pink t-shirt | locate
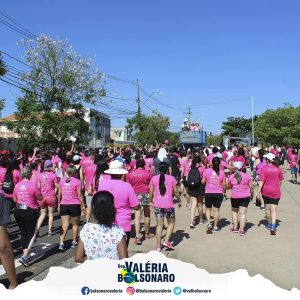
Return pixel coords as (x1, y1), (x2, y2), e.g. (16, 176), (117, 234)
(183, 159), (192, 177)
(203, 168), (225, 194)
(127, 169), (152, 194)
(289, 154), (298, 167)
(3, 169), (21, 197)
(233, 156), (247, 170)
(59, 177), (82, 205)
(13, 180), (41, 209)
(270, 148), (280, 157)
(129, 160), (137, 171)
(229, 173), (252, 198)
(52, 155), (62, 167)
(91, 174), (111, 194)
(144, 158), (153, 172)
(206, 153), (216, 167)
(0, 166), (7, 185)
(98, 179), (139, 232)
(150, 174), (177, 209)
(260, 164), (284, 199)
(30, 170), (39, 184)
(83, 161), (96, 191)
(38, 171), (58, 197)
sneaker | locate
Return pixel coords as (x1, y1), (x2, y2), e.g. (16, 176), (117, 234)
(58, 243), (65, 252)
(270, 224), (276, 235)
(163, 240), (174, 250)
(265, 224), (272, 230)
(47, 232), (55, 236)
(18, 256), (30, 267)
(190, 223), (195, 229)
(238, 229), (246, 236)
(199, 219), (206, 225)
(71, 241), (78, 249)
(206, 224), (213, 234)
(260, 206), (265, 210)
(230, 226), (239, 233)
(212, 226), (220, 233)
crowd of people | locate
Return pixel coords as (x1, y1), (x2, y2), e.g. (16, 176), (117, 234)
(0, 141), (299, 289)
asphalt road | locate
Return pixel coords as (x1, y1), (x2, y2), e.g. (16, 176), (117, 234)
(1, 168), (299, 290)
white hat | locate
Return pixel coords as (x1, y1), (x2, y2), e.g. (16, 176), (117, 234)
(73, 155), (82, 161)
(69, 136), (77, 142)
(234, 162), (243, 170)
(216, 152), (223, 159)
(210, 145), (214, 148)
(104, 160), (128, 175)
(264, 153), (275, 162)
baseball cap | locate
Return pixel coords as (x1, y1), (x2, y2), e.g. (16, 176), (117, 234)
(44, 160), (53, 168)
(233, 162), (243, 170)
(73, 155), (82, 161)
(264, 153), (275, 162)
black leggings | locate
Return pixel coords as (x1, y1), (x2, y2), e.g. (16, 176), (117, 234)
(125, 231), (131, 247)
(14, 208), (38, 249)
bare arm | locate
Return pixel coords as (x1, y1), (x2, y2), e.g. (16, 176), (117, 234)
(75, 239), (86, 263)
(117, 236), (128, 259)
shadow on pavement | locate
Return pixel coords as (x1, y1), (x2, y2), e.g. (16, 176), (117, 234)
(219, 218), (231, 229)
(257, 218), (282, 228)
(172, 230), (190, 247)
(0, 271), (34, 288)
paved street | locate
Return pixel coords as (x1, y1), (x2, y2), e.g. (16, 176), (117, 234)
(1, 170), (299, 290)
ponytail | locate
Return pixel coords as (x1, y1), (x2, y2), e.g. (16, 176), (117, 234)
(159, 173), (166, 195)
(234, 169), (242, 184)
(65, 165), (76, 183)
(212, 157), (220, 176)
(158, 162), (168, 196)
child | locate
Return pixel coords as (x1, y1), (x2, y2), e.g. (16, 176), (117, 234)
(75, 191), (128, 262)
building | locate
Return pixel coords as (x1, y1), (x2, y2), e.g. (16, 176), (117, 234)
(110, 127), (134, 145)
(84, 108), (111, 147)
(0, 108), (111, 149)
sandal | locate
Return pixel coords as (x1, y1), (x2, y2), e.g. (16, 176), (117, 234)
(145, 232), (155, 239)
(134, 237), (142, 245)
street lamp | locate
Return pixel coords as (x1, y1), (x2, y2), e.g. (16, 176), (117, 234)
(144, 90), (164, 104)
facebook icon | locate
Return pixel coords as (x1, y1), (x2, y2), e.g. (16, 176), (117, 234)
(81, 287), (90, 295)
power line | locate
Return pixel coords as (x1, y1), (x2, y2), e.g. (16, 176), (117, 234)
(0, 9), (37, 38)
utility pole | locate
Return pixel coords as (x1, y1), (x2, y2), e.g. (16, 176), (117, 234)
(136, 79), (141, 117)
(251, 96), (254, 144)
(187, 106), (191, 123)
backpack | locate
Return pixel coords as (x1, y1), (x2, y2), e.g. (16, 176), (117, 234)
(187, 167), (200, 187)
(2, 176), (15, 194)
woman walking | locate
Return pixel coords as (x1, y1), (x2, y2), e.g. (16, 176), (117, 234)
(127, 158), (154, 244)
(257, 153), (284, 235)
(149, 162), (181, 251)
(187, 156), (205, 228)
(228, 162), (254, 236)
(202, 157), (226, 234)
(13, 166), (43, 266)
(36, 160), (59, 236)
(58, 166), (85, 251)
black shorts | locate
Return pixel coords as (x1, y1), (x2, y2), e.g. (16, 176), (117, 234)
(231, 197), (250, 209)
(60, 204), (81, 217)
(205, 193), (223, 208)
(262, 196), (280, 206)
(188, 184), (205, 197)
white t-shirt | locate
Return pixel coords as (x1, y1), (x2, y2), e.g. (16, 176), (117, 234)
(80, 223), (125, 260)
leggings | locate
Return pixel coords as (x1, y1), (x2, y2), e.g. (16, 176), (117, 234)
(14, 208), (39, 249)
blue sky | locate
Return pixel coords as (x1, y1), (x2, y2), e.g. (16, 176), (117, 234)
(1, 0), (299, 134)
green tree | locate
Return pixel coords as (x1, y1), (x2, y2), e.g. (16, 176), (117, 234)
(207, 134), (222, 146)
(5, 35), (104, 149)
(166, 131), (180, 146)
(222, 116), (258, 136)
(126, 110), (170, 146)
(0, 53), (6, 76)
(255, 104), (300, 145)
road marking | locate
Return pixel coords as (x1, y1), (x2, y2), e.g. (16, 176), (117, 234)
(0, 243), (57, 277)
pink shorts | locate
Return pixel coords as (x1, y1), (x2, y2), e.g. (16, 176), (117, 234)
(39, 196), (57, 209)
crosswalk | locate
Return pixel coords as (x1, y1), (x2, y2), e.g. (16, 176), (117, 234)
(0, 243), (56, 276)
